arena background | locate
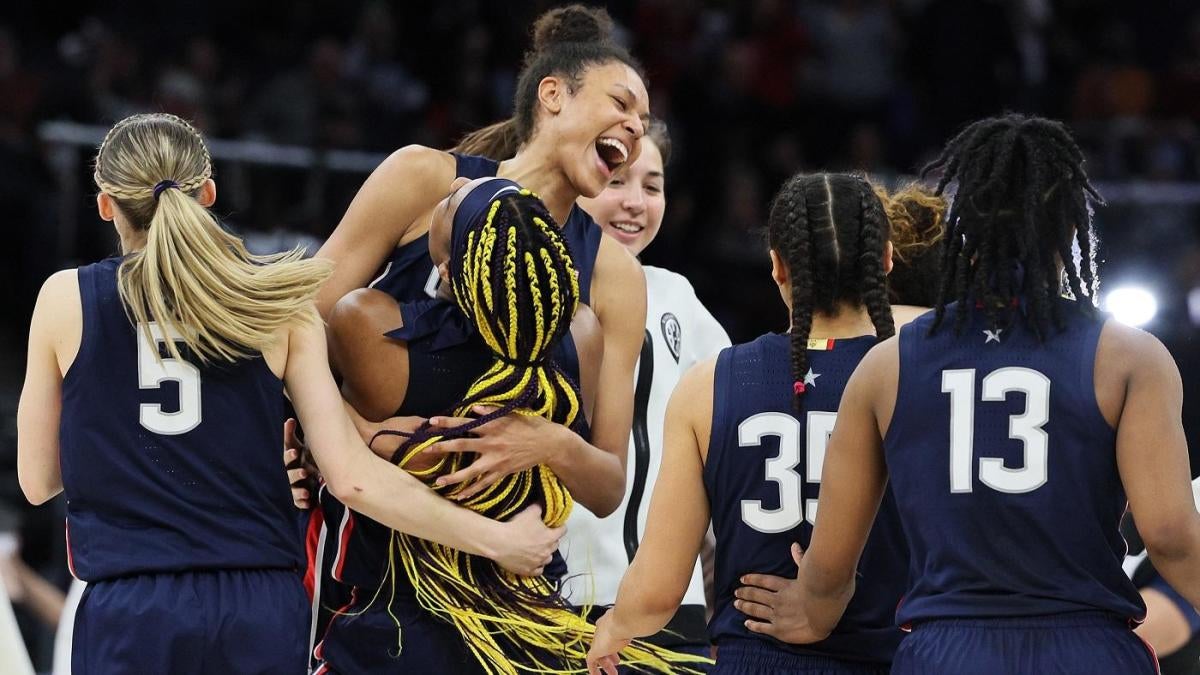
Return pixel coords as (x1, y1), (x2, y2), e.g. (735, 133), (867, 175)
(1, 0), (1198, 668)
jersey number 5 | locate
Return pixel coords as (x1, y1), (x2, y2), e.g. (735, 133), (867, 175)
(942, 367), (1050, 494)
(738, 411), (836, 533)
(138, 322), (203, 435)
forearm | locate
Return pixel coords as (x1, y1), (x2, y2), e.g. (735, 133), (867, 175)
(797, 557), (857, 639)
(333, 450), (505, 558)
(1146, 516), (1200, 611)
(13, 562), (65, 627)
(545, 425), (625, 517)
(607, 561), (682, 640)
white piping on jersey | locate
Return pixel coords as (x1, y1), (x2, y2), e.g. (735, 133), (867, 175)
(367, 262), (393, 289)
(331, 502), (352, 582)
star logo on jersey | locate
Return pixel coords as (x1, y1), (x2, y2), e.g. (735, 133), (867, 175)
(804, 369), (821, 388)
(660, 313), (681, 363)
(983, 329), (1003, 344)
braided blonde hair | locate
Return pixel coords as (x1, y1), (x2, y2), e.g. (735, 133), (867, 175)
(94, 113), (331, 364)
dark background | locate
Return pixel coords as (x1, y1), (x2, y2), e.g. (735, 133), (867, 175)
(1, 0), (1199, 667)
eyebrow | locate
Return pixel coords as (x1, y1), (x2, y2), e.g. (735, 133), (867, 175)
(646, 171), (664, 179)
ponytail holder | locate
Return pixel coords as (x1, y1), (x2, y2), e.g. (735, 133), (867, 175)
(152, 180), (180, 201)
(793, 381), (806, 395)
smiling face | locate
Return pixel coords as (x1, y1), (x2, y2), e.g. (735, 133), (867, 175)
(578, 137), (665, 256)
(542, 61), (649, 199)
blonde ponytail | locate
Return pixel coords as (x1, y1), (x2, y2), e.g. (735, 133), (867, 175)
(94, 113), (331, 364)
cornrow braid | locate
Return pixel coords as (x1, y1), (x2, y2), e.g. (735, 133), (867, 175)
(921, 113), (1102, 339)
(767, 173), (894, 414)
(375, 189), (705, 674)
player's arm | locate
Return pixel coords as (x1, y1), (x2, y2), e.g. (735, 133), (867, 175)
(283, 309), (562, 577)
(313, 145), (454, 317)
(16, 270), (79, 505)
(552, 237), (645, 513)
(1113, 328), (1200, 610)
(424, 239), (643, 517)
(588, 359), (714, 671)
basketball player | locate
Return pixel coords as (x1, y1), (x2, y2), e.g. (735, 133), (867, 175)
(737, 114), (1200, 674)
(16, 113), (561, 674)
(312, 177), (704, 674)
(588, 173), (907, 674)
(564, 120), (729, 657)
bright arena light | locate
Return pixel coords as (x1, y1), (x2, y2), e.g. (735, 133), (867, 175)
(1102, 286), (1158, 327)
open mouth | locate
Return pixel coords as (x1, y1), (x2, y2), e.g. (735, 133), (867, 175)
(595, 137), (630, 173)
(609, 221), (644, 235)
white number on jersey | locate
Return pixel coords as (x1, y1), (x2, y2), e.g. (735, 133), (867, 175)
(942, 367), (1050, 494)
(738, 411), (834, 533)
(137, 322), (202, 435)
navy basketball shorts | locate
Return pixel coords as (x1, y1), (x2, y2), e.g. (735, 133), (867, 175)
(892, 612), (1159, 675)
(315, 592), (485, 674)
(72, 568), (309, 675)
(713, 638), (890, 675)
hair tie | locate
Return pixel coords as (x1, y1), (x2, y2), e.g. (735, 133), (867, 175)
(152, 180), (179, 201)
(793, 381), (806, 395)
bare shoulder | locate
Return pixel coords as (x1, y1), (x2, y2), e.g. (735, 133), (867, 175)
(1099, 314), (1180, 393)
(853, 335), (900, 432)
(591, 234), (646, 318)
(891, 304), (930, 328)
(32, 269), (82, 363)
(674, 356), (718, 457)
(37, 268), (80, 303)
(329, 288), (403, 340)
(376, 145), (456, 187)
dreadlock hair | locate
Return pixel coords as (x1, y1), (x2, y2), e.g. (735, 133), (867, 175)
(454, 5), (644, 160)
(374, 187), (707, 674)
(921, 113), (1102, 340)
(767, 173), (895, 411)
(874, 182), (947, 307)
(93, 113), (330, 364)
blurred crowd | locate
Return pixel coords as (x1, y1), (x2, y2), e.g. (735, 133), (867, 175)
(2, 1), (1200, 666)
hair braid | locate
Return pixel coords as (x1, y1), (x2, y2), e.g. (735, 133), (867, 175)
(921, 113), (1101, 340)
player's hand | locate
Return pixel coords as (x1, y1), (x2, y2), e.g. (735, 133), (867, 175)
(491, 504), (564, 577)
(735, 542), (826, 644)
(586, 610), (631, 675)
(284, 418), (320, 509)
(424, 406), (562, 500)
(357, 415), (426, 462)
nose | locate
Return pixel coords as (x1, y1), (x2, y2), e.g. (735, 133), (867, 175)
(622, 189), (645, 215)
(624, 115), (645, 139)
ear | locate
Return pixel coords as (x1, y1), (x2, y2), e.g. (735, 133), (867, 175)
(882, 240), (894, 276)
(537, 75), (566, 116)
(96, 192), (116, 222)
(769, 249), (789, 287)
(196, 178), (217, 207)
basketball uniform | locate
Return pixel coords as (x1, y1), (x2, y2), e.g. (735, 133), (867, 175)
(885, 300), (1156, 674)
(306, 152), (604, 667)
(62, 257), (308, 674)
(705, 333), (907, 674)
(565, 265), (729, 652)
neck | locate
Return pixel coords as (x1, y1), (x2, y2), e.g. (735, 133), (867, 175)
(120, 231), (148, 255)
(791, 302), (879, 339)
(497, 140), (578, 226)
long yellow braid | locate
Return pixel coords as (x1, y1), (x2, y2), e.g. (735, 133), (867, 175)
(378, 189), (709, 673)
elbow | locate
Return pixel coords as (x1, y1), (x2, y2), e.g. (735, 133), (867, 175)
(1142, 513), (1200, 564)
(585, 481), (625, 518)
(19, 476), (59, 506)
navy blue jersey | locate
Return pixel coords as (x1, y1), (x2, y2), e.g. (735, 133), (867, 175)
(705, 333), (907, 664)
(886, 300), (1144, 624)
(369, 153), (603, 306)
(59, 258), (300, 581)
(324, 298), (582, 590)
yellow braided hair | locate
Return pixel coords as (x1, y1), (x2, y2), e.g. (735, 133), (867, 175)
(375, 187), (708, 673)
